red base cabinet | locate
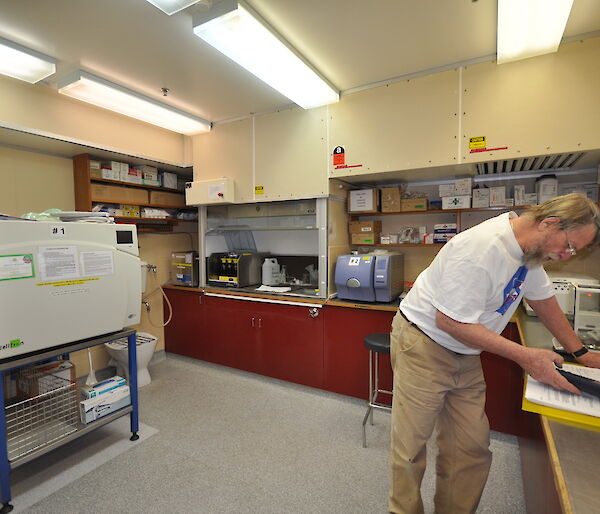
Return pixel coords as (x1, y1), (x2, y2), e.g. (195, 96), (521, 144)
(163, 288), (203, 359)
(322, 306), (395, 399)
(199, 294), (325, 389)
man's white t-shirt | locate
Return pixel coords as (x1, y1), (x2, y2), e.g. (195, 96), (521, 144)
(400, 212), (554, 354)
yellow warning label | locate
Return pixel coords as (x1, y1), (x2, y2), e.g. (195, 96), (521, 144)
(469, 136), (486, 149)
(36, 278), (100, 287)
(255, 186), (264, 195)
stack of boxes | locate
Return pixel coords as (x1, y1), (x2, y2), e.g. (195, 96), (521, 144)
(433, 223), (457, 244)
(133, 165), (160, 187)
(349, 220), (382, 245)
(440, 178), (472, 209)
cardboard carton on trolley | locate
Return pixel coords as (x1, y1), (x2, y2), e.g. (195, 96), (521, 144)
(16, 361), (76, 398)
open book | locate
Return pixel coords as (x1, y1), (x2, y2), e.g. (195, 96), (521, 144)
(525, 364), (600, 418)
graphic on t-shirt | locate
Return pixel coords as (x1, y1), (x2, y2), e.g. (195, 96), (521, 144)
(496, 265), (528, 315)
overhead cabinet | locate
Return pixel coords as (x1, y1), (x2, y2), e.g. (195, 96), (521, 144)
(329, 70), (459, 179)
(461, 38), (600, 164)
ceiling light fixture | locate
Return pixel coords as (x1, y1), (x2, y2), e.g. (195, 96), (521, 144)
(193, 0), (339, 109)
(144, 0), (202, 16)
(497, 0), (574, 64)
(58, 71), (211, 135)
(0, 36), (56, 84)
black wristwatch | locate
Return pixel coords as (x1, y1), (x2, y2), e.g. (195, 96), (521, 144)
(571, 347), (589, 359)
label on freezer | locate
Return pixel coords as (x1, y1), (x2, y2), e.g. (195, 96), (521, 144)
(0, 254), (34, 281)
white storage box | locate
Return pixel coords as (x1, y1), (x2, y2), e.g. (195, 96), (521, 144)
(81, 376), (127, 399)
(489, 187), (506, 207)
(442, 196), (471, 209)
(439, 184), (456, 197)
(514, 185), (526, 206)
(80, 385), (130, 424)
(472, 189), (490, 208)
(454, 178), (473, 196)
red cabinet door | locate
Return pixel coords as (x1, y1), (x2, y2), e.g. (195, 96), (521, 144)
(323, 306), (395, 399)
(163, 289), (203, 359)
(253, 302), (324, 388)
(481, 323), (525, 436)
(201, 295), (260, 373)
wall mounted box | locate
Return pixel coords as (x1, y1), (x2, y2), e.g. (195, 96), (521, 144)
(185, 178), (236, 205)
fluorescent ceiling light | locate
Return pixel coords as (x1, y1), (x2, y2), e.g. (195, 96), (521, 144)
(497, 0), (574, 64)
(58, 71), (211, 135)
(0, 37), (56, 83)
(144, 0), (201, 16)
(193, 0), (339, 109)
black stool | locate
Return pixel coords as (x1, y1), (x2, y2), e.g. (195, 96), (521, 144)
(362, 333), (392, 447)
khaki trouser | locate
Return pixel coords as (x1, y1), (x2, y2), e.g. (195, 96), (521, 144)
(388, 312), (492, 514)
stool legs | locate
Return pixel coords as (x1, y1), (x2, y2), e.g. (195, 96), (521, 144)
(362, 349), (392, 448)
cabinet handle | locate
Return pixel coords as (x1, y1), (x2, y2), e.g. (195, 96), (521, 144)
(251, 317), (255, 328)
(258, 318), (262, 328)
(308, 308), (320, 318)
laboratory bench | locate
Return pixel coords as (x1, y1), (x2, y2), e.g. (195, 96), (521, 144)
(516, 309), (600, 513)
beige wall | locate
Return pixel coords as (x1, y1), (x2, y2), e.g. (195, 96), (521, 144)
(0, 75), (188, 166)
(0, 146), (197, 378)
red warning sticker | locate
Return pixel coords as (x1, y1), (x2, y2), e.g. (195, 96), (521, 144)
(332, 146), (345, 166)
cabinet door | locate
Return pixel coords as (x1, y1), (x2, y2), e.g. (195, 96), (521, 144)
(480, 323), (525, 436)
(163, 289), (203, 359)
(253, 302), (324, 388)
(202, 295), (260, 373)
(323, 306), (395, 399)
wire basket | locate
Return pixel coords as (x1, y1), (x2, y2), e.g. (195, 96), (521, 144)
(5, 367), (79, 462)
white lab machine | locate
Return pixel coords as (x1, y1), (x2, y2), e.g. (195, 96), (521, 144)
(0, 220), (142, 359)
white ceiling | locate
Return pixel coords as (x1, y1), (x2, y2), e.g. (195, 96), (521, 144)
(1, 0), (600, 125)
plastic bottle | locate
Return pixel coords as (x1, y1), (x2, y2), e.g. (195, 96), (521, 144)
(262, 258), (280, 285)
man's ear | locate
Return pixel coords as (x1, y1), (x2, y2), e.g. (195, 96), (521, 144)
(539, 216), (561, 232)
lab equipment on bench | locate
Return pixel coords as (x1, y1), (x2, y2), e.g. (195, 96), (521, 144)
(170, 250), (198, 287)
(335, 253), (404, 302)
(207, 251), (264, 288)
(0, 220), (142, 359)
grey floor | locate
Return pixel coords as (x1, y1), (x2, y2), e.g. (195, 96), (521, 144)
(14, 355), (526, 513)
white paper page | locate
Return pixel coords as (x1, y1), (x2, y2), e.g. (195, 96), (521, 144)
(255, 285), (292, 293)
(525, 364), (600, 418)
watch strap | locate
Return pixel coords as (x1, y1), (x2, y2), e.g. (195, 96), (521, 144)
(572, 347), (589, 358)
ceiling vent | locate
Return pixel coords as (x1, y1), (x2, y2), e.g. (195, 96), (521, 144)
(476, 152), (585, 175)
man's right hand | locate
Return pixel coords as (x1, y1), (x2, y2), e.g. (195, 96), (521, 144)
(519, 347), (581, 394)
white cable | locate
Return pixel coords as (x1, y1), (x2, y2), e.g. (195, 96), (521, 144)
(142, 285), (173, 328)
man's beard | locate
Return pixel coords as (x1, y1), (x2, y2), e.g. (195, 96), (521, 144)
(523, 246), (560, 268)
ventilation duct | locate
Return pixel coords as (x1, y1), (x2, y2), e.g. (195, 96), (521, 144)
(476, 152), (585, 175)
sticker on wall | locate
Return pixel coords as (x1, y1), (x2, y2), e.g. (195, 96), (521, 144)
(255, 186), (264, 195)
(332, 145), (363, 171)
(468, 135), (508, 154)
(333, 146), (345, 166)
(469, 136), (486, 150)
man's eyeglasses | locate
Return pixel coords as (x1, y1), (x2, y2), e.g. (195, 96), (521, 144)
(564, 231), (577, 256)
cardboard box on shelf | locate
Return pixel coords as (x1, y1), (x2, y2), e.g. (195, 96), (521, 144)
(348, 189), (379, 213)
(472, 189), (490, 208)
(349, 220), (382, 233)
(434, 223), (457, 233)
(351, 233), (377, 245)
(80, 385), (130, 424)
(514, 185), (526, 206)
(89, 160), (102, 179)
(149, 190), (186, 207)
(524, 193), (538, 205)
(117, 205), (141, 217)
(439, 184), (456, 197)
(91, 184), (149, 204)
(122, 168), (143, 184)
(454, 178), (473, 196)
(381, 187), (401, 212)
(380, 234), (399, 244)
(400, 198), (428, 211)
(160, 171), (178, 189)
(489, 187), (506, 207)
(442, 196), (471, 209)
